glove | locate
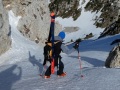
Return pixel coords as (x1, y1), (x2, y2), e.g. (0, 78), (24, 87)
(73, 42), (79, 49)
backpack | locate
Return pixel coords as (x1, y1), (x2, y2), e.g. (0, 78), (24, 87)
(44, 42), (52, 60)
(43, 41), (62, 60)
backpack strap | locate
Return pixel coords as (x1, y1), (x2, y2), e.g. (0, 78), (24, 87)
(47, 42), (52, 47)
(54, 41), (62, 56)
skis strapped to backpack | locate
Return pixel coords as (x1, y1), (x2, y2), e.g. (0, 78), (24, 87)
(48, 12), (55, 74)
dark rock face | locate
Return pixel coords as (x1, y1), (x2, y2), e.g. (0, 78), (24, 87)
(49, 0), (81, 21)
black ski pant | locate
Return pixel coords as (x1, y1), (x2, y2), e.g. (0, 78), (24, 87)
(45, 57), (64, 76)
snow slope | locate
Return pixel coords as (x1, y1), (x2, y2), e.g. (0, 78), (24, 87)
(56, 0), (104, 42)
(0, 10), (120, 90)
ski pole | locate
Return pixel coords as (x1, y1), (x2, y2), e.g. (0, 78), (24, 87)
(78, 53), (84, 78)
(40, 65), (45, 76)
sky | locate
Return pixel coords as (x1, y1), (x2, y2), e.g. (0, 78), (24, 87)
(0, 9), (120, 90)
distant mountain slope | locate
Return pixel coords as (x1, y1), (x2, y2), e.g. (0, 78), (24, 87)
(98, 19), (120, 39)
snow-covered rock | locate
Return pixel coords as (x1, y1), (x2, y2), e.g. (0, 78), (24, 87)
(105, 43), (120, 68)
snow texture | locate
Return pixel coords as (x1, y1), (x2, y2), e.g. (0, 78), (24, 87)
(0, 8), (120, 90)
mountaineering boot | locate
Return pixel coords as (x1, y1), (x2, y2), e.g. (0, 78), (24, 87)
(58, 72), (66, 77)
(44, 75), (50, 79)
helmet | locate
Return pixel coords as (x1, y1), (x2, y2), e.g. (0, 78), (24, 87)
(58, 31), (65, 39)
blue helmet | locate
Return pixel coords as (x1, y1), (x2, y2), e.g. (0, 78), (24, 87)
(58, 31), (66, 39)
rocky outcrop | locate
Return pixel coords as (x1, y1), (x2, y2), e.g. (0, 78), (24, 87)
(105, 43), (120, 68)
(84, 0), (120, 38)
(3, 0), (62, 44)
(63, 27), (79, 33)
(98, 19), (120, 38)
(0, 0), (11, 55)
(85, 0), (120, 28)
(49, 0), (81, 21)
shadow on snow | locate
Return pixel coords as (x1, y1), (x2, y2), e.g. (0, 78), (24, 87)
(0, 65), (22, 90)
(69, 55), (104, 67)
(28, 51), (44, 74)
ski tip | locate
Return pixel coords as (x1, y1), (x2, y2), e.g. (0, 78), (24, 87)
(50, 12), (55, 16)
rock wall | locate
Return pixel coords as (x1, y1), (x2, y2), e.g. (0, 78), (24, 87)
(85, 0), (120, 28)
(3, 0), (62, 45)
(0, 0), (11, 55)
(84, 0), (120, 38)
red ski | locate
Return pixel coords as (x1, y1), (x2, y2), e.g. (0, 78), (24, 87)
(51, 58), (55, 74)
(49, 12), (55, 74)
